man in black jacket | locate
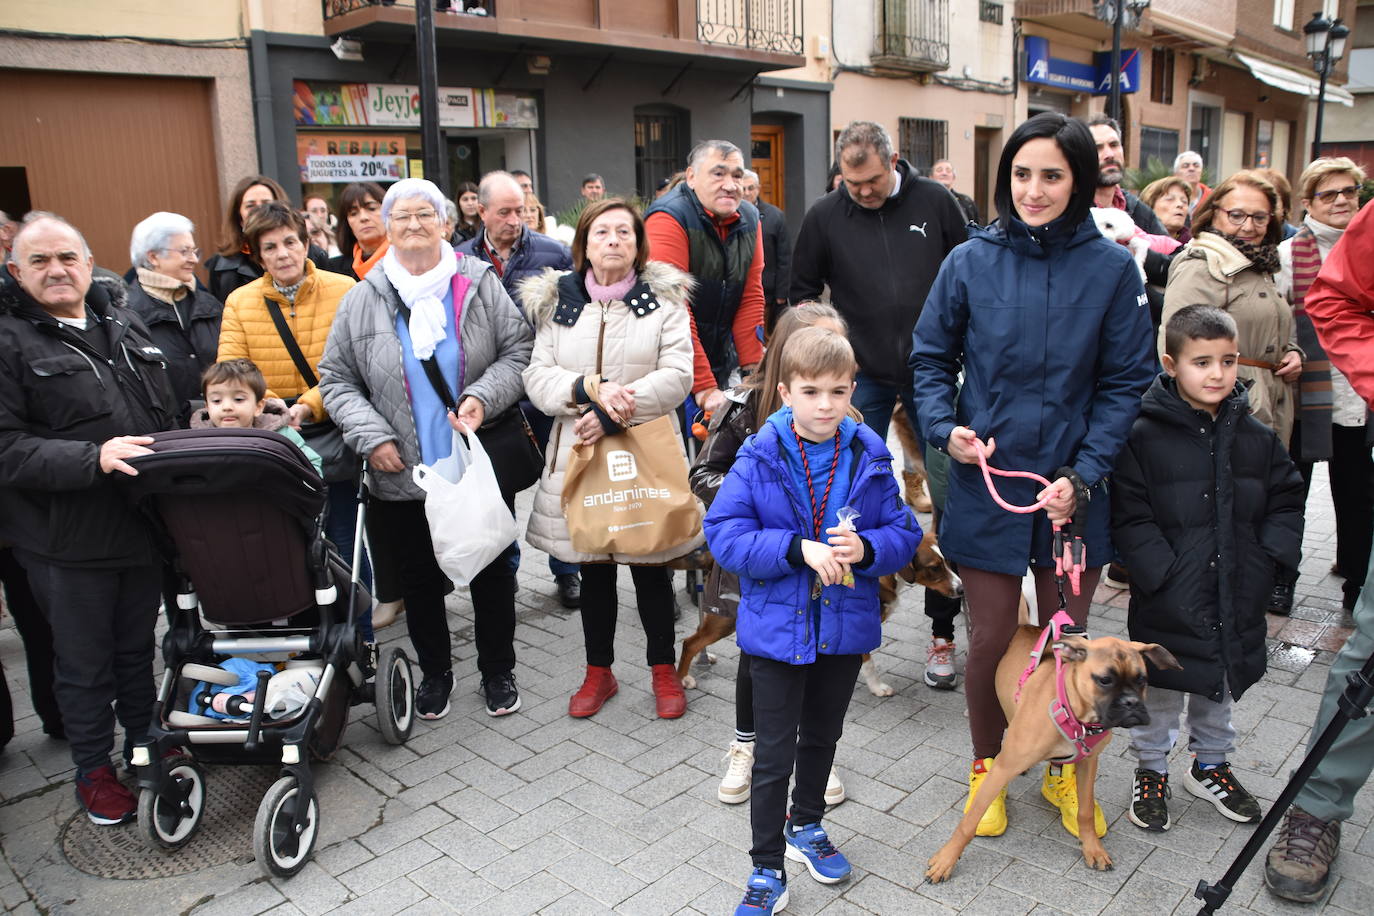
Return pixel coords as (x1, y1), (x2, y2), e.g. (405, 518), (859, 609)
(790, 121), (966, 443)
(741, 169), (791, 332)
(0, 213), (178, 826)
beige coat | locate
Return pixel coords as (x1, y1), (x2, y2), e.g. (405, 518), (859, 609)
(1161, 232), (1299, 443)
(519, 261), (699, 564)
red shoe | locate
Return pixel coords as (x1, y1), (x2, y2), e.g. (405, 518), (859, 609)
(651, 664), (686, 719)
(75, 764), (137, 825)
(569, 665), (618, 718)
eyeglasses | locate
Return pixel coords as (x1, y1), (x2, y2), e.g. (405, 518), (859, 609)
(160, 246), (201, 260)
(1219, 209), (1271, 228)
(1312, 185), (1359, 203)
(390, 209), (439, 226)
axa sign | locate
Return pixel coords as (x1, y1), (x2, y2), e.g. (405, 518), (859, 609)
(1023, 36), (1140, 96)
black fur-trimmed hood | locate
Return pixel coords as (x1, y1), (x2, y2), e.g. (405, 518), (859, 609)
(517, 260), (694, 328)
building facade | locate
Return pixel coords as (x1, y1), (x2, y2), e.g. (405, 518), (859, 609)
(1014, 0), (1357, 191)
(294, 1), (827, 234)
(0, 0), (253, 273)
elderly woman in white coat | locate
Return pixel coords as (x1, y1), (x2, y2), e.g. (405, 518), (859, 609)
(519, 198), (696, 721)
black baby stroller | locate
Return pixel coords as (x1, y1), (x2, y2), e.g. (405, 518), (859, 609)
(119, 427), (416, 877)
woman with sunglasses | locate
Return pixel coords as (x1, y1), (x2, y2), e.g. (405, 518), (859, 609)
(1277, 157), (1370, 614)
(1163, 170), (1304, 613)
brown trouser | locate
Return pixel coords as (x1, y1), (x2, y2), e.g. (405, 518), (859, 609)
(960, 564), (1102, 760)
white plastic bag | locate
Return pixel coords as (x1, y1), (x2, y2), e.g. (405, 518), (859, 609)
(412, 426), (517, 586)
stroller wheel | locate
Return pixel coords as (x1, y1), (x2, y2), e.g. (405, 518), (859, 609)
(376, 645), (416, 745)
(254, 776), (319, 878)
(137, 757), (206, 849)
(181, 663), (240, 687)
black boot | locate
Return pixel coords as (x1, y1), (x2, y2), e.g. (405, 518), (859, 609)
(1268, 571), (1296, 616)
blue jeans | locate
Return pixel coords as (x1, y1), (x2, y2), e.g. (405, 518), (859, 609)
(851, 372), (921, 450)
(326, 480), (374, 642)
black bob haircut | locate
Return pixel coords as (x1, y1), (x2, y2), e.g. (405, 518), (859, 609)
(993, 112), (1098, 231)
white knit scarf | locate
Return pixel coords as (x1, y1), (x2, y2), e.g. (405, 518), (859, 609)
(382, 241), (458, 359)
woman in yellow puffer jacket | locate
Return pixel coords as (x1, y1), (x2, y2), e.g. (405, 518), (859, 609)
(219, 203), (355, 424)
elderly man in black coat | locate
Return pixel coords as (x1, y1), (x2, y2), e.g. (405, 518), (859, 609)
(0, 213), (178, 827)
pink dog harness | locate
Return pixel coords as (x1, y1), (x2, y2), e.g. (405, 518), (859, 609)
(1015, 609), (1109, 765)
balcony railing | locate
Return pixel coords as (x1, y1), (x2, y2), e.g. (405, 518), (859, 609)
(873, 0), (949, 72)
(697, 0), (804, 56)
(323, 1), (492, 21)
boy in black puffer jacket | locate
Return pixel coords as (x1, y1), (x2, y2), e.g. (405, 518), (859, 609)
(1112, 305), (1305, 833)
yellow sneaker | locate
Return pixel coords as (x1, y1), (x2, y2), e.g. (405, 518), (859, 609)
(1042, 763), (1107, 838)
(965, 757), (1007, 837)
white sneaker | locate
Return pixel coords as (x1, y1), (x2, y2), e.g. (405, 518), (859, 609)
(924, 637), (958, 689)
(718, 741), (754, 804)
(825, 767), (846, 806)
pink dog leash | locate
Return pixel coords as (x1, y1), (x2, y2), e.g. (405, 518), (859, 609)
(972, 440), (1085, 596)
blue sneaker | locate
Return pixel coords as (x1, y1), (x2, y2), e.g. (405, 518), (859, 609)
(735, 867), (789, 914)
(783, 820), (851, 884)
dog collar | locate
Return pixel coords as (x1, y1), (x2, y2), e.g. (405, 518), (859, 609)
(1015, 610), (1108, 765)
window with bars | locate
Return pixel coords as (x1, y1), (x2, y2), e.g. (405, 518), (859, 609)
(1150, 48), (1175, 105)
(634, 107), (687, 200)
(899, 117), (947, 174)
(1140, 126), (1180, 170)
(979, 1), (1003, 24)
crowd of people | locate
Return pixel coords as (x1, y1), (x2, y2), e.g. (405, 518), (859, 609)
(0, 112), (1371, 912)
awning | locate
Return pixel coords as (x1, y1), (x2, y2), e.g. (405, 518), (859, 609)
(1236, 52), (1355, 107)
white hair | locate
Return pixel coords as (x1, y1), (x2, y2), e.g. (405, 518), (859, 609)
(380, 178), (449, 228)
(1174, 151), (1203, 170)
(129, 211), (195, 269)
(742, 169), (760, 183)
(15, 211), (92, 258)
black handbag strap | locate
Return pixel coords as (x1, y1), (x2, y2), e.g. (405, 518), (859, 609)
(263, 296), (319, 389)
(394, 300), (458, 410)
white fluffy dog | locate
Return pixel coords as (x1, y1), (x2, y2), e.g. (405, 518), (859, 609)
(1090, 206), (1150, 283)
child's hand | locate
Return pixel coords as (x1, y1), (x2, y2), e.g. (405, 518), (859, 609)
(825, 525), (866, 566)
(801, 539), (850, 587)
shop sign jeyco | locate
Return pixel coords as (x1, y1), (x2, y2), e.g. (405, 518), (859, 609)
(293, 80), (538, 129)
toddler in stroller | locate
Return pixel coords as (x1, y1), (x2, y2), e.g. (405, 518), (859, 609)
(120, 426), (415, 877)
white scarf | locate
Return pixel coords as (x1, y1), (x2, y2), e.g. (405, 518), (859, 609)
(382, 241), (458, 360)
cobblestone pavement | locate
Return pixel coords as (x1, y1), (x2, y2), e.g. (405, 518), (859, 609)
(1, 463), (1371, 915)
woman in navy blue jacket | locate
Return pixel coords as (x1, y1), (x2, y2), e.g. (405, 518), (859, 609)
(911, 113), (1155, 841)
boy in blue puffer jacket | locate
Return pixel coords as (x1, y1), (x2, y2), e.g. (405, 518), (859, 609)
(705, 327), (920, 915)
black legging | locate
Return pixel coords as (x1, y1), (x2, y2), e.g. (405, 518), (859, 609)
(579, 564), (676, 667)
(365, 497), (517, 679)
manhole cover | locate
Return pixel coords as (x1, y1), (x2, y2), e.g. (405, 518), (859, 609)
(62, 764), (279, 879)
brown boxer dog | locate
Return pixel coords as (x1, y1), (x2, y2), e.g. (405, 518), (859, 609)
(924, 626), (1181, 883)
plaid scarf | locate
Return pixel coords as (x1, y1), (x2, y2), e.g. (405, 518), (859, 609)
(1201, 227), (1280, 274)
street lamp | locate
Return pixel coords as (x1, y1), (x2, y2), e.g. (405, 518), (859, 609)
(1304, 11), (1350, 161)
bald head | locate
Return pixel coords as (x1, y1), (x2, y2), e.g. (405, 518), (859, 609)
(478, 171), (527, 250)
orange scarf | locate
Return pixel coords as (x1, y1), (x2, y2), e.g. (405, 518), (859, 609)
(353, 240), (388, 279)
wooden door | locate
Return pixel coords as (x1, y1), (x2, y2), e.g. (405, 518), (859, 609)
(750, 124), (785, 210)
(1, 70), (220, 275)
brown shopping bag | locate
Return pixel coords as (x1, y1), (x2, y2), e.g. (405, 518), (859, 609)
(561, 414), (702, 556)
